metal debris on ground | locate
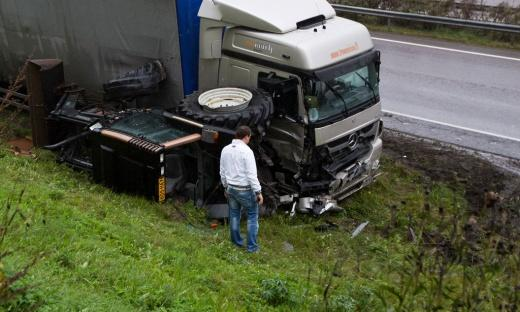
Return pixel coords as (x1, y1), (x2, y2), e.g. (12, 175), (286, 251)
(351, 221), (369, 238)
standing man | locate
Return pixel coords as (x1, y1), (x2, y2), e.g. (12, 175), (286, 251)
(220, 125), (263, 253)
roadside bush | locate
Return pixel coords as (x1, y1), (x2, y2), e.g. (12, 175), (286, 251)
(490, 2), (520, 24)
(260, 278), (290, 306)
(334, 0), (520, 48)
(313, 282), (381, 311)
(327, 295), (356, 312)
(0, 61), (29, 139)
(335, 0), (520, 25)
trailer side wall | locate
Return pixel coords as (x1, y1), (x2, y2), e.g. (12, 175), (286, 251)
(0, 0), (185, 106)
(175, 0), (202, 97)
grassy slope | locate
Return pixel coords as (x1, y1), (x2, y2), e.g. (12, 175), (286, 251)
(0, 143), (515, 311)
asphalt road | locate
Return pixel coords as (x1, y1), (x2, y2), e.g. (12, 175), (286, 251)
(373, 32), (520, 159)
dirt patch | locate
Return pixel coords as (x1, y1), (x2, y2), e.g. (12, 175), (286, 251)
(383, 130), (520, 242)
(383, 131), (519, 210)
(7, 137), (33, 156)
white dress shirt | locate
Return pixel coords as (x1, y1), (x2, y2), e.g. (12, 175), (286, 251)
(220, 139), (261, 193)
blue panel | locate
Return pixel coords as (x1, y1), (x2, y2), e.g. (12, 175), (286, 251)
(176, 0), (203, 97)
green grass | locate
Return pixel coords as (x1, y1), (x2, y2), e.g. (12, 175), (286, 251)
(0, 143), (518, 311)
(368, 23), (520, 50)
(338, 14), (520, 51)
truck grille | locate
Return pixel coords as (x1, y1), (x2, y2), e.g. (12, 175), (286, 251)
(324, 121), (377, 175)
(327, 121), (376, 151)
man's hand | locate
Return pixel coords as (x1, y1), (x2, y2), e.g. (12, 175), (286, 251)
(256, 193), (264, 205)
(224, 191), (228, 199)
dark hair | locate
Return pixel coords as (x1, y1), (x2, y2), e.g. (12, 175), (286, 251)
(235, 125), (252, 139)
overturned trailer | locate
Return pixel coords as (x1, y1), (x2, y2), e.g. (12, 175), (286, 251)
(0, 0), (198, 104)
(5, 0), (384, 217)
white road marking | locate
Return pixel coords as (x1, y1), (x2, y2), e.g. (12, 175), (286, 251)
(372, 37), (520, 62)
(383, 109), (520, 143)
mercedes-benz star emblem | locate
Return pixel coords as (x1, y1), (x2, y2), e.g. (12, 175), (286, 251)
(347, 133), (359, 149)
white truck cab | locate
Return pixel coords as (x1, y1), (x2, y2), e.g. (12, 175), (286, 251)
(196, 0), (383, 213)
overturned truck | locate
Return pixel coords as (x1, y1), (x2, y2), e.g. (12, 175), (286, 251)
(5, 0), (383, 217)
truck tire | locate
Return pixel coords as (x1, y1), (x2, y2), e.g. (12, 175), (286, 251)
(176, 89), (273, 135)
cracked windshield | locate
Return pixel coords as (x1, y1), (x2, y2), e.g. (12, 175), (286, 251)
(305, 63), (379, 123)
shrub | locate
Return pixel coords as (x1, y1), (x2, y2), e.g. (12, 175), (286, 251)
(260, 278), (290, 306)
(328, 295), (357, 312)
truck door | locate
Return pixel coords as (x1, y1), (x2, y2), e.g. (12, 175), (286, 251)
(258, 72), (305, 173)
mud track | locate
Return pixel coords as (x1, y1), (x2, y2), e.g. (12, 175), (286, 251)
(383, 130), (520, 242)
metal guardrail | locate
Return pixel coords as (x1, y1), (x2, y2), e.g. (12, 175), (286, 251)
(332, 4), (520, 33)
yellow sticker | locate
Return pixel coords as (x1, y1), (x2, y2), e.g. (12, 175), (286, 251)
(158, 176), (166, 203)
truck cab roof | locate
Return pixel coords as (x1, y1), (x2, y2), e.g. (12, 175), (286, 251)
(198, 0), (335, 33)
(222, 17), (374, 71)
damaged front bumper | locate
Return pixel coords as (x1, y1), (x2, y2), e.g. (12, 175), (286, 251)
(287, 138), (382, 216)
(330, 137), (382, 200)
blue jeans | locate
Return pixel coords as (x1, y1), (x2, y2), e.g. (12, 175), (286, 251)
(226, 187), (259, 252)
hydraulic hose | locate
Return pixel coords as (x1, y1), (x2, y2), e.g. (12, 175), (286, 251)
(43, 130), (91, 150)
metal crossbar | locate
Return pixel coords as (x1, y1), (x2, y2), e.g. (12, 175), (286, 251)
(332, 4), (520, 33)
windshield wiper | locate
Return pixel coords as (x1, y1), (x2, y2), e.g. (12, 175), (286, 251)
(355, 72), (378, 105)
(323, 80), (349, 116)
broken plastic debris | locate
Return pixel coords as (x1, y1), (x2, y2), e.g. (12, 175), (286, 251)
(289, 202), (297, 217)
(351, 221), (369, 238)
